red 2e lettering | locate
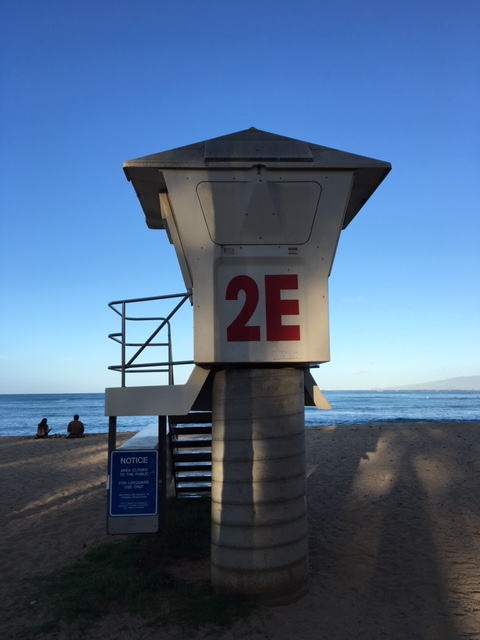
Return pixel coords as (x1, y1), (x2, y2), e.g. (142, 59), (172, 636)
(226, 274), (300, 342)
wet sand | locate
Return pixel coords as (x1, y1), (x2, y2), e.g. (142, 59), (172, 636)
(1, 423), (479, 639)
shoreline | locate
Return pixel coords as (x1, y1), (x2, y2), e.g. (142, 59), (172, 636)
(1, 422), (479, 639)
(1, 418), (479, 440)
(0, 430), (141, 439)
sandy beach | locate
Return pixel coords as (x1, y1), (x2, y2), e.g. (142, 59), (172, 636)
(1, 423), (479, 639)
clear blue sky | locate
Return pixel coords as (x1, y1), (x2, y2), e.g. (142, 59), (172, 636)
(1, 0), (479, 393)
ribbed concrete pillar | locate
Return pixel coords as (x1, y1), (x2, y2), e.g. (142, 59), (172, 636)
(211, 367), (308, 604)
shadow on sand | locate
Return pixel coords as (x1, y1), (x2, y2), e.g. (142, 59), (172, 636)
(304, 422), (479, 640)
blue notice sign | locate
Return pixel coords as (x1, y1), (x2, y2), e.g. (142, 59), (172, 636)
(110, 450), (158, 517)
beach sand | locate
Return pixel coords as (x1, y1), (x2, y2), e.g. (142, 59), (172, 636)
(1, 423), (479, 639)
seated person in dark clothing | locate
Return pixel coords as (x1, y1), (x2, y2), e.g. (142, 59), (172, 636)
(36, 418), (51, 439)
(67, 414), (85, 438)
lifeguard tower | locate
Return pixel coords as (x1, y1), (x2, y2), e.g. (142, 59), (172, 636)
(105, 128), (390, 602)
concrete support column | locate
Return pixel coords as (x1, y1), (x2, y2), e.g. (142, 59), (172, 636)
(211, 367), (308, 604)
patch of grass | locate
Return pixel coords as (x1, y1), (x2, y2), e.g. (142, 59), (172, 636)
(27, 498), (257, 636)
(171, 585), (257, 629)
(163, 496), (212, 559)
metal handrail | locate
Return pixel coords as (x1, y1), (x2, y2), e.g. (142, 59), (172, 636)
(108, 292), (193, 387)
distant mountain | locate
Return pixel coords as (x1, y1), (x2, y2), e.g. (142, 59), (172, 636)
(385, 376), (480, 391)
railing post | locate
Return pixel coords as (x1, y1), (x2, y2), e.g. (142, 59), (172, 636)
(107, 416), (117, 471)
(167, 321), (173, 385)
(158, 415), (167, 530)
(121, 301), (126, 387)
(106, 415), (117, 534)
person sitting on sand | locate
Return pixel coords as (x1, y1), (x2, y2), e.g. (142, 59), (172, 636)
(67, 414), (85, 438)
(36, 418), (51, 439)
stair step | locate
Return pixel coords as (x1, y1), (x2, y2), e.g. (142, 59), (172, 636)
(175, 461), (211, 470)
(176, 474), (212, 482)
(176, 485), (211, 494)
(169, 413), (212, 424)
(177, 492), (211, 498)
(172, 451), (212, 463)
(171, 438), (212, 448)
(171, 425), (212, 435)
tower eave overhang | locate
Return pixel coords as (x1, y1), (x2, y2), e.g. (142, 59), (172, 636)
(123, 127), (391, 230)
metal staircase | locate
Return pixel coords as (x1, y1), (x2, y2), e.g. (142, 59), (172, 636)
(168, 412), (212, 498)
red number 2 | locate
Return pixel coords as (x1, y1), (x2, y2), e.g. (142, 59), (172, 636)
(226, 275), (261, 341)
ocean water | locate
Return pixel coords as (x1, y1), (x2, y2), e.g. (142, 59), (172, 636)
(0, 391), (478, 437)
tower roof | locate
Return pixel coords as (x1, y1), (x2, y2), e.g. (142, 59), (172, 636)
(124, 127), (391, 229)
